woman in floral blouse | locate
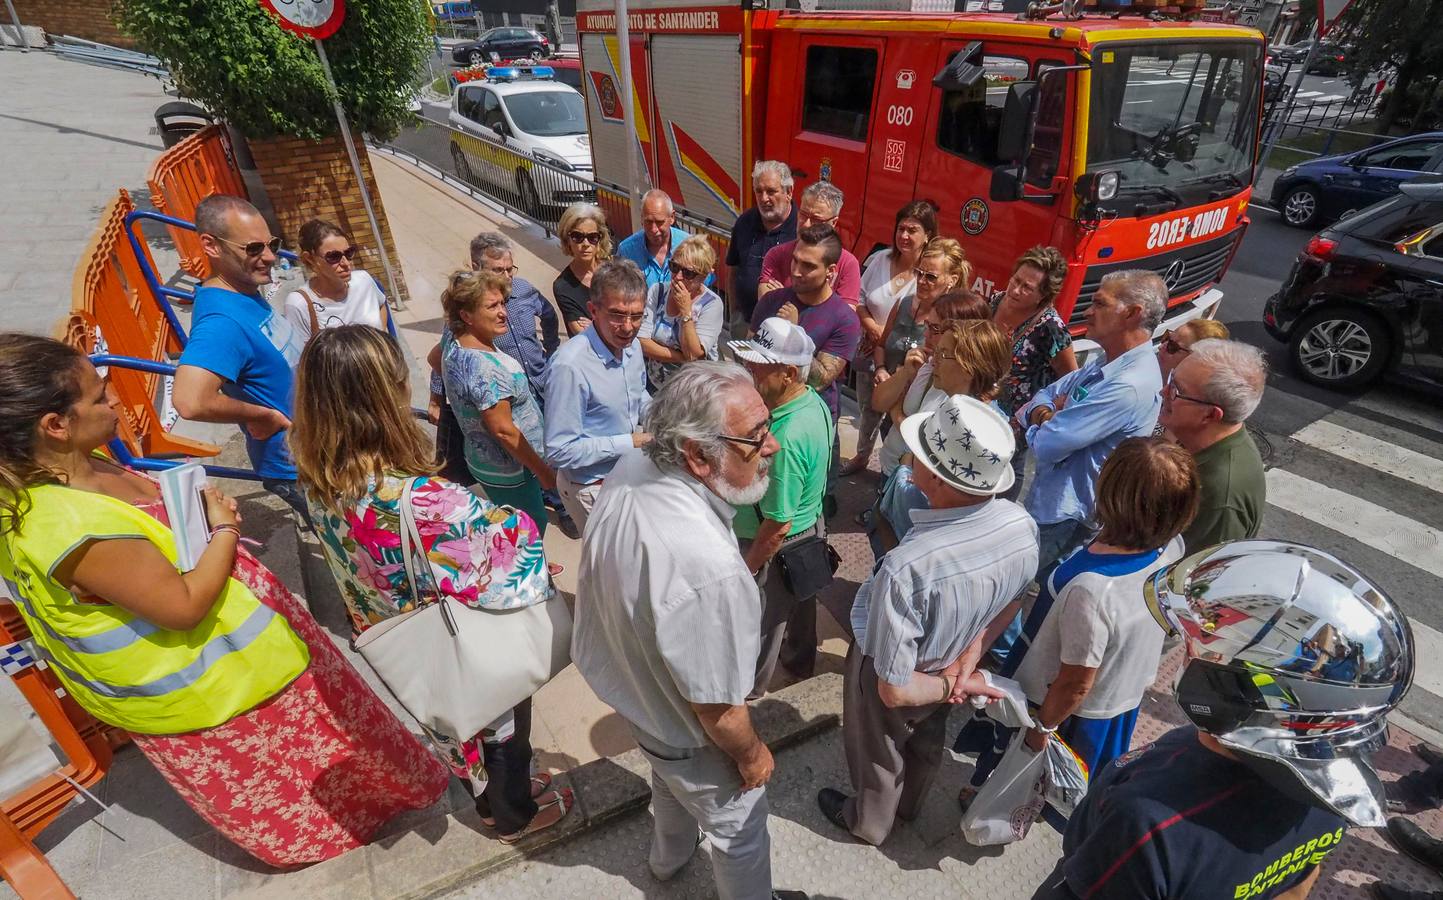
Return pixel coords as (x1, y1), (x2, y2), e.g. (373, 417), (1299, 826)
(292, 325), (573, 844)
(989, 246), (1079, 501)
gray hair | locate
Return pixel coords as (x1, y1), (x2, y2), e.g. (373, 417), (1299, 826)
(751, 159), (794, 194)
(590, 258), (646, 308)
(1100, 270), (1168, 333)
(801, 181), (845, 218)
(194, 194), (262, 239)
(468, 232), (512, 267)
(1187, 338), (1267, 424)
(641, 189), (674, 215)
(644, 361), (756, 473)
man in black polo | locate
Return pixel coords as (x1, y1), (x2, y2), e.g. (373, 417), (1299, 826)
(726, 159), (797, 337)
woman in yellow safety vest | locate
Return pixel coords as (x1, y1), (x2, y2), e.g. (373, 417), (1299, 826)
(0, 333), (450, 867)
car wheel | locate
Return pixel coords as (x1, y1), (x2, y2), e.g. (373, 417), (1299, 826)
(529, 46), (545, 60)
(468, 49), (485, 66)
(1288, 308), (1390, 390)
(450, 142), (474, 185)
(1281, 184), (1322, 228)
(516, 169), (542, 216)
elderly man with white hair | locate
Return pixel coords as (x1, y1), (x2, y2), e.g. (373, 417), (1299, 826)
(756, 181), (863, 305)
(1157, 338), (1268, 551)
(1015, 269), (1168, 576)
(618, 189), (702, 291)
(727, 160), (798, 332)
(571, 361), (807, 900)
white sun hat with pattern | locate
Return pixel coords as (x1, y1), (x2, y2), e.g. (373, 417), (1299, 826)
(900, 394), (1017, 496)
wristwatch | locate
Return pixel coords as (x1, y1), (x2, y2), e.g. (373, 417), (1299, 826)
(677, 314), (694, 324)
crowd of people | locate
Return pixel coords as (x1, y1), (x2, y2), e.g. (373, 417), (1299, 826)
(0, 165), (1418, 900)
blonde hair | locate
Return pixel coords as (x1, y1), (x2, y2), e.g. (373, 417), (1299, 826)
(1179, 318), (1231, 344)
(557, 203), (614, 260)
(441, 269), (509, 334)
(919, 237), (972, 291)
(292, 326), (438, 512)
(671, 235), (716, 275)
(936, 319), (1012, 402)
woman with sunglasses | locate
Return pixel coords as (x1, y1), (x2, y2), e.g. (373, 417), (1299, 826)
(875, 237), (970, 391)
(1157, 318), (1229, 380)
(841, 201), (938, 476)
(284, 219), (391, 343)
(637, 235), (724, 389)
(552, 203), (613, 336)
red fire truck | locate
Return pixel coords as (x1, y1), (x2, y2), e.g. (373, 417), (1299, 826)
(575, 0), (1266, 344)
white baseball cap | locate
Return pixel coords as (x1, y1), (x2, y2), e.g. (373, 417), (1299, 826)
(728, 317), (815, 367)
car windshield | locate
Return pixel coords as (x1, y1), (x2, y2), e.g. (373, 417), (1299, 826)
(1087, 40), (1262, 211)
(503, 90), (587, 137)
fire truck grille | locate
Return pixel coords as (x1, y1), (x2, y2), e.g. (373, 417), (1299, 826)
(1068, 230), (1241, 328)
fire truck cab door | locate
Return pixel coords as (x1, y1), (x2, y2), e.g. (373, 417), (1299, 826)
(915, 41), (1071, 298)
(787, 35), (886, 248)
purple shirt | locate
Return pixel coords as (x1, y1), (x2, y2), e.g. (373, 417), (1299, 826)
(751, 287), (862, 419)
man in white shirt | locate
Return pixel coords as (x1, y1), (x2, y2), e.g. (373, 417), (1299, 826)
(572, 361), (807, 900)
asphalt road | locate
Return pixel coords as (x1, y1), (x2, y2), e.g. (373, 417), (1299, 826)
(1218, 203), (1443, 735)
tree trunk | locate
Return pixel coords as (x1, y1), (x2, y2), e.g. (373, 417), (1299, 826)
(1378, 49), (1420, 134)
(246, 133), (411, 306)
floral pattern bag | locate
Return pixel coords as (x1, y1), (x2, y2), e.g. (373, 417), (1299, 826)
(352, 477), (572, 740)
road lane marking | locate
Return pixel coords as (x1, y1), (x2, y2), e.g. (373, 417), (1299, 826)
(1292, 419), (1443, 494)
(1265, 469), (1441, 574)
(1350, 392), (1443, 433)
(1410, 618), (1443, 698)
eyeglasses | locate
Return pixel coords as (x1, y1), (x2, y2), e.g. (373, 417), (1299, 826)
(483, 264), (519, 276)
(925, 322), (947, 335)
(934, 350), (962, 361)
(1161, 330), (1190, 356)
(603, 311), (646, 325)
(568, 230), (603, 245)
(217, 236), (282, 258)
(718, 426), (771, 459)
(668, 261), (701, 280)
(913, 268), (944, 285)
(322, 246), (358, 265)
(1164, 371), (1219, 411)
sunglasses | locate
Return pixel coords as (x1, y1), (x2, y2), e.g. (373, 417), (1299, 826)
(568, 230), (603, 245)
(322, 246), (358, 265)
(1161, 330), (1190, 355)
(218, 236), (282, 258)
(668, 261), (701, 280)
(925, 322), (947, 335)
(913, 268), (944, 285)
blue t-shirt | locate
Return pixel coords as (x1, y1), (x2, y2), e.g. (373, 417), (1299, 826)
(178, 285), (303, 480)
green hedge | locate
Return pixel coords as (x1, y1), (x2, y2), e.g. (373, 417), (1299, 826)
(115, 0), (431, 140)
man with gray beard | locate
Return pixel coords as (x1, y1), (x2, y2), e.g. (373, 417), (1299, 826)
(571, 361), (807, 900)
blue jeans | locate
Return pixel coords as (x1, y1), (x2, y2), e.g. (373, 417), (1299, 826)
(1035, 518), (1089, 581)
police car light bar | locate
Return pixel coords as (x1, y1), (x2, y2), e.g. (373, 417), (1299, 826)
(486, 65), (555, 82)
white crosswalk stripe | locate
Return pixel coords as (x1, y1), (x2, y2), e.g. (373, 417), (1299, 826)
(1266, 468), (1441, 573)
(1291, 418), (1443, 494)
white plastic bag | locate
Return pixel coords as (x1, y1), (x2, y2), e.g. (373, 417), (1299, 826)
(960, 730), (1048, 845)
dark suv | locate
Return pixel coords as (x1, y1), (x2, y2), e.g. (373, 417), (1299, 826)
(1264, 178), (1443, 391)
(453, 28), (550, 66)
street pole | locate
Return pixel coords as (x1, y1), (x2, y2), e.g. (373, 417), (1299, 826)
(3, 0), (30, 52)
(313, 38), (406, 311)
(1254, 37), (1322, 184)
(615, 0), (644, 232)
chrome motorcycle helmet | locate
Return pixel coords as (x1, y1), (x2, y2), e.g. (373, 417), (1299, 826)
(1145, 539), (1414, 827)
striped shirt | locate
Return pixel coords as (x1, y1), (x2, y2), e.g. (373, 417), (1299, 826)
(851, 500), (1039, 686)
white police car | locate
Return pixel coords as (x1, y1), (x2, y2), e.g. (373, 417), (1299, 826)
(447, 66), (595, 214)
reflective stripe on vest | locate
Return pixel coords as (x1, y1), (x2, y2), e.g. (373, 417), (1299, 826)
(6, 576), (160, 654)
(32, 602), (278, 698)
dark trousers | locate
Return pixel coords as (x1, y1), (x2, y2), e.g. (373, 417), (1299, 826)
(474, 699), (539, 834)
(824, 419), (841, 518)
(261, 478), (313, 528)
(435, 398), (475, 487)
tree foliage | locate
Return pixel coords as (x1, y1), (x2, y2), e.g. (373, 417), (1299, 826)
(1334, 0), (1443, 131)
(115, 0), (432, 140)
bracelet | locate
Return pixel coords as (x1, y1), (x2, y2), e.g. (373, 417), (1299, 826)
(1034, 721), (1058, 734)
(210, 523), (241, 539)
(940, 674), (954, 703)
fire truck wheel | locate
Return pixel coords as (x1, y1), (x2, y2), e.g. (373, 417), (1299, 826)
(1281, 185), (1322, 229)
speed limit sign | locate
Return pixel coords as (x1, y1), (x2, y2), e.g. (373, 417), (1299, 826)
(258, 0), (346, 39)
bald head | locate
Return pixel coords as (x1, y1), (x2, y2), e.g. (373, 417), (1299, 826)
(641, 189), (676, 252)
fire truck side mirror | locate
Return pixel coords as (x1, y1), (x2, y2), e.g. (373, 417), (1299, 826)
(997, 81), (1037, 164)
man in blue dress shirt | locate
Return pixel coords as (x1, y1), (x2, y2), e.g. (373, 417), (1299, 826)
(616, 190), (709, 293)
(1014, 270), (1166, 577)
(544, 258), (653, 531)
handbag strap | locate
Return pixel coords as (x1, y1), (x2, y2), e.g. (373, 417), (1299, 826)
(399, 476), (458, 636)
(298, 284), (323, 339)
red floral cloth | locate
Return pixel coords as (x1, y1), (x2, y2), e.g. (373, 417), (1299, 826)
(130, 516), (449, 867)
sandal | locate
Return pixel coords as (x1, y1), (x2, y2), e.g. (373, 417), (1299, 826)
(478, 773), (554, 827)
(498, 788), (574, 844)
(547, 562), (565, 577)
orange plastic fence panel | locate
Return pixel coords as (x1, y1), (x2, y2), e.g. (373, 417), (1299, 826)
(63, 190), (219, 461)
(146, 124), (249, 280)
(0, 603), (119, 842)
(0, 810), (76, 900)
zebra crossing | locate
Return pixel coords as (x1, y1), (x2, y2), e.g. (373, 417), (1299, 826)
(1249, 381), (1443, 734)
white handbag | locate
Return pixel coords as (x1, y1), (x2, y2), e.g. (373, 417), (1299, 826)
(353, 478), (572, 740)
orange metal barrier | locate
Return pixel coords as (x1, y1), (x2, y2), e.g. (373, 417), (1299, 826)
(145, 124), (248, 280)
(56, 189), (219, 461)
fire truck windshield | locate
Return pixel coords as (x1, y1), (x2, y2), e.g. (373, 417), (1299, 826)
(1086, 40), (1262, 213)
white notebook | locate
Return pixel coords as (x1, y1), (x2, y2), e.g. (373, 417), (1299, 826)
(157, 463), (212, 572)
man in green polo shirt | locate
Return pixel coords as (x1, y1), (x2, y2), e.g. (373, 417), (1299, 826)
(1158, 338), (1268, 551)
(729, 318), (835, 698)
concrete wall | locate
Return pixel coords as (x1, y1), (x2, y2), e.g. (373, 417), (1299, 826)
(9, 0), (137, 48)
